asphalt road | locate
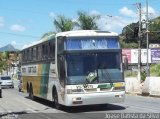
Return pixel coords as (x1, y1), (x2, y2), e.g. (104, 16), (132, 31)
(0, 86), (160, 119)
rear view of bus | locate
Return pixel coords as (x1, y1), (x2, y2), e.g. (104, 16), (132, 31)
(55, 30), (125, 107)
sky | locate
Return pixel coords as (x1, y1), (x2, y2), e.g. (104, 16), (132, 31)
(0, 0), (160, 49)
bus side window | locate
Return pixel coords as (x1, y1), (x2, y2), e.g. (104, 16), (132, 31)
(22, 51), (25, 63)
(33, 47), (36, 61)
(36, 46), (39, 60)
(42, 44), (45, 60)
(52, 43), (55, 60)
(57, 37), (64, 54)
(45, 43), (49, 59)
(50, 40), (55, 61)
(48, 42), (51, 59)
(39, 45), (42, 60)
(31, 48), (33, 61)
(27, 49), (30, 62)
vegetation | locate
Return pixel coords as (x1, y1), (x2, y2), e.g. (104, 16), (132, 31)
(124, 70), (146, 81)
(41, 31), (55, 38)
(150, 64), (160, 76)
(141, 71), (147, 81)
(53, 15), (76, 32)
(124, 70), (137, 77)
(52, 11), (160, 48)
(125, 64), (160, 81)
(53, 11), (100, 32)
(1, 10), (160, 78)
(0, 51), (19, 75)
(0, 52), (7, 74)
(77, 11), (100, 30)
(120, 16), (160, 48)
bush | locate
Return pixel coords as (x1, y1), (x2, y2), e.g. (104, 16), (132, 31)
(125, 70), (137, 77)
(150, 64), (160, 76)
(124, 64), (160, 81)
(141, 71), (146, 81)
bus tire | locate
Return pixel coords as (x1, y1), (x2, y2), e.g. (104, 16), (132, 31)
(29, 84), (34, 100)
(0, 90), (2, 98)
(27, 83), (29, 93)
(53, 89), (61, 110)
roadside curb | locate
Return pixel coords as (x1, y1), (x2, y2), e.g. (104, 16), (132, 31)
(126, 92), (160, 98)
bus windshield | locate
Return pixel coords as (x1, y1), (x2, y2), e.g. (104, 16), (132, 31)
(66, 52), (123, 85)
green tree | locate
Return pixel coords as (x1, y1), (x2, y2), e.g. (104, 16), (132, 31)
(54, 15), (76, 32)
(77, 11), (100, 30)
(120, 16), (160, 48)
(2, 51), (10, 75)
(149, 17), (160, 43)
(0, 54), (7, 75)
(121, 23), (138, 43)
(2, 51), (10, 61)
(0, 61), (7, 74)
(41, 31), (56, 39)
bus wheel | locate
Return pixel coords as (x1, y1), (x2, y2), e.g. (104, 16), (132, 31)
(53, 91), (61, 110)
(0, 90), (2, 98)
(29, 85), (34, 100)
(27, 83), (29, 93)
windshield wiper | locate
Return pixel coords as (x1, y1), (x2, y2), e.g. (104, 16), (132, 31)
(100, 69), (113, 87)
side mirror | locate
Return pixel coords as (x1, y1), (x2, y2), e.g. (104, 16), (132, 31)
(123, 56), (128, 70)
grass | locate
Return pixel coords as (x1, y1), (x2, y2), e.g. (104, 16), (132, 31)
(124, 70), (137, 77)
(150, 64), (160, 76)
(124, 64), (160, 81)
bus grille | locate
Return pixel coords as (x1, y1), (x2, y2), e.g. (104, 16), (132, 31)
(84, 88), (97, 92)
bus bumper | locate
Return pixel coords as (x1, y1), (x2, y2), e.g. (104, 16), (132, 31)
(64, 91), (125, 106)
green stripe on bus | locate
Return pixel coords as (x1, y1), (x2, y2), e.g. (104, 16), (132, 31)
(40, 63), (50, 98)
(97, 84), (112, 89)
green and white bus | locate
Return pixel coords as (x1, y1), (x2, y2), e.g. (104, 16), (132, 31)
(21, 30), (125, 109)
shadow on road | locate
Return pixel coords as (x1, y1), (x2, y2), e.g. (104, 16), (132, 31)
(64, 104), (126, 113)
(25, 96), (126, 113)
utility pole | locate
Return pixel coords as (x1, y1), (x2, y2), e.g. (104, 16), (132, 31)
(146, 0), (150, 76)
(137, 3), (142, 82)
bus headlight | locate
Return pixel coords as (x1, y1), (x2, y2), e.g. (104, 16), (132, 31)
(67, 89), (84, 94)
(72, 97), (83, 104)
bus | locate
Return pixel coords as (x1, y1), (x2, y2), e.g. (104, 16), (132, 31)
(21, 30), (125, 109)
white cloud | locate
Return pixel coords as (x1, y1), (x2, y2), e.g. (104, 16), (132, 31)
(87, 9), (138, 34)
(0, 17), (5, 28)
(90, 10), (101, 16)
(49, 12), (56, 18)
(119, 7), (137, 18)
(11, 41), (17, 46)
(10, 24), (26, 32)
(97, 14), (135, 33)
(142, 6), (158, 19)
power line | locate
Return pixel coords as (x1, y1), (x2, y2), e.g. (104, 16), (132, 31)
(0, 31), (40, 38)
(0, 7), (49, 16)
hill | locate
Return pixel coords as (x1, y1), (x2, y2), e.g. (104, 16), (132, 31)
(0, 44), (19, 52)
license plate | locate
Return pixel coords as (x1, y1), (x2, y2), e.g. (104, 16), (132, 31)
(114, 83), (123, 87)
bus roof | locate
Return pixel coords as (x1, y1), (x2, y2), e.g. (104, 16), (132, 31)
(21, 30), (118, 50)
(21, 34), (55, 50)
(56, 30), (118, 37)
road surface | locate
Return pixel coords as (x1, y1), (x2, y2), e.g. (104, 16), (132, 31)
(0, 86), (160, 119)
